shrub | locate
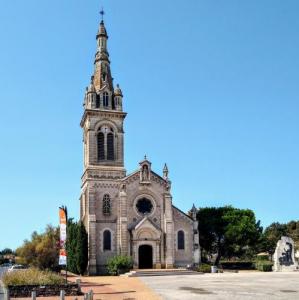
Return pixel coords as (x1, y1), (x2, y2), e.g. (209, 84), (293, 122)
(2, 268), (65, 287)
(255, 260), (273, 272)
(197, 263), (211, 273)
(107, 255), (133, 275)
(256, 254), (269, 261)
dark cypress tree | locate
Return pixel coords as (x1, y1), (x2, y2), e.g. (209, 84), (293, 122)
(66, 219), (78, 274)
(75, 221), (88, 275)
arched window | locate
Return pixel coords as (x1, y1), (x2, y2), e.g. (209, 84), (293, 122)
(103, 92), (109, 107)
(107, 133), (114, 160)
(96, 94), (100, 108)
(97, 132), (105, 161)
(103, 230), (111, 251)
(103, 194), (111, 216)
(178, 230), (185, 250)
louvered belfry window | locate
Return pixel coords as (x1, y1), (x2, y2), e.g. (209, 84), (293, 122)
(96, 94), (100, 108)
(103, 230), (111, 251)
(103, 194), (111, 215)
(107, 133), (114, 160)
(178, 230), (185, 250)
(103, 92), (109, 107)
(97, 132), (105, 161)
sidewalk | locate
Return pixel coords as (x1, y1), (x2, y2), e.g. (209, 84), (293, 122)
(10, 274), (161, 300)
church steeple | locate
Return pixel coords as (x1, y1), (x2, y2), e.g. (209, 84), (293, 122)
(82, 10), (122, 112)
(81, 12), (126, 171)
(93, 18), (114, 94)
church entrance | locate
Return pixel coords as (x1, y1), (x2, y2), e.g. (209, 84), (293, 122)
(138, 245), (153, 269)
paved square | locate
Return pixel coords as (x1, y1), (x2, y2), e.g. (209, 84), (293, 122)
(141, 272), (299, 299)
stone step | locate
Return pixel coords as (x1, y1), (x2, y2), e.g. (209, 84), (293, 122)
(121, 269), (201, 277)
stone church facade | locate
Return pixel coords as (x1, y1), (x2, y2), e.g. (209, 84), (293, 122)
(80, 18), (200, 274)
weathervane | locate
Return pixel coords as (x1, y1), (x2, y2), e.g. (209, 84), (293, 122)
(100, 7), (105, 21)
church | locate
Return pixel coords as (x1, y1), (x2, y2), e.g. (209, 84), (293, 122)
(80, 16), (200, 274)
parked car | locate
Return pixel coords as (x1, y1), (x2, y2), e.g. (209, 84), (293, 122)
(0, 263), (13, 268)
(8, 264), (27, 272)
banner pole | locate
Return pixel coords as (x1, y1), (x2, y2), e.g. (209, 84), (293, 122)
(65, 261), (67, 284)
(65, 207), (68, 284)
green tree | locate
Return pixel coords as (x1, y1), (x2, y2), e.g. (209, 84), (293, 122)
(0, 248), (14, 255)
(75, 222), (88, 275)
(16, 225), (60, 270)
(261, 222), (287, 256)
(286, 221), (299, 245)
(222, 208), (263, 259)
(66, 219), (78, 274)
(66, 220), (88, 275)
(197, 206), (262, 265)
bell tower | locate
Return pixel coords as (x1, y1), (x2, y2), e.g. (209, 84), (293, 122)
(80, 12), (126, 274)
(80, 16), (126, 177)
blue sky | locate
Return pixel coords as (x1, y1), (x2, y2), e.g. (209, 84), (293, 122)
(0, 0), (298, 250)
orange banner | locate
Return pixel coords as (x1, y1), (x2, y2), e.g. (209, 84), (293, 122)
(59, 207), (67, 265)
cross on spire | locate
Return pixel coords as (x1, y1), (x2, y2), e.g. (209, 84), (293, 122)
(100, 7), (105, 21)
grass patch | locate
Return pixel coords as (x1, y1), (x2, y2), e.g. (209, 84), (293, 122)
(2, 268), (65, 287)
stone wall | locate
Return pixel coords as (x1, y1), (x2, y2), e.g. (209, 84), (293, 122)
(6, 284), (80, 298)
(173, 207), (194, 266)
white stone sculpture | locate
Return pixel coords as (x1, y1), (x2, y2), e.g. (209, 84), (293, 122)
(273, 236), (298, 272)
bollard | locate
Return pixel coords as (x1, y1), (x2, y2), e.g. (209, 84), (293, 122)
(60, 290), (65, 300)
(4, 289), (10, 300)
(87, 290), (93, 300)
(31, 291), (36, 300)
(76, 278), (81, 293)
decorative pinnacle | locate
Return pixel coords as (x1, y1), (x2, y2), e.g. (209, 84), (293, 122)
(144, 155), (147, 160)
(163, 163), (169, 179)
(100, 7), (105, 22)
(191, 203), (196, 212)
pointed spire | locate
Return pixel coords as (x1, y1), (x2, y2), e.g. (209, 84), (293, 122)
(163, 163), (169, 179)
(191, 204), (197, 220)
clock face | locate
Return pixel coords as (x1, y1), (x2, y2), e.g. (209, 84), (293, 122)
(136, 198), (153, 215)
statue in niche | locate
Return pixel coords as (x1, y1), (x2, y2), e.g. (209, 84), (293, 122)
(120, 184), (126, 193)
(142, 165), (149, 181)
(279, 242), (293, 266)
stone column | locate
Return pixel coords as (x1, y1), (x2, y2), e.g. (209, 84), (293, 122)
(118, 189), (128, 255)
(164, 194), (174, 268)
(155, 241), (161, 269)
(193, 220), (200, 265)
(87, 187), (97, 275)
(88, 214), (97, 275)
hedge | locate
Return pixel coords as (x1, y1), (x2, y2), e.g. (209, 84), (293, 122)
(220, 261), (255, 270)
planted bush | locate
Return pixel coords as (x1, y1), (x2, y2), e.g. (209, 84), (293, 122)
(2, 268), (65, 287)
(197, 263), (211, 273)
(107, 255), (133, 275)
(255, 261), (273, 272)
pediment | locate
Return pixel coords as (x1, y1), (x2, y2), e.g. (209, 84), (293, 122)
(135, 216), (161, 232)
(120, 169), (169, 190)
(130, 216), (161, 240)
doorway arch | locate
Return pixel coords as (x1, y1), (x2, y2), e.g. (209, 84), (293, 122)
(138, 245), (153, 269)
